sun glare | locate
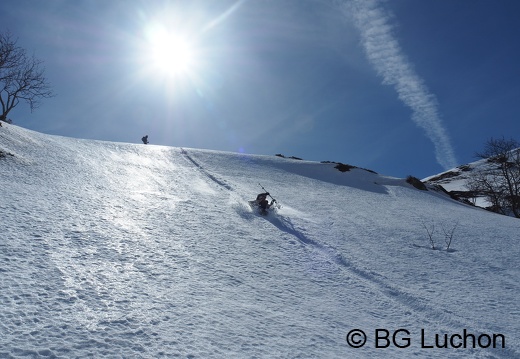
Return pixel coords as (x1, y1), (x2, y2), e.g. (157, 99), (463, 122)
(144, 24), (196, 77)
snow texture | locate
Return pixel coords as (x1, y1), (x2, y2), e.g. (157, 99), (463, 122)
(1, 125), (519, 358)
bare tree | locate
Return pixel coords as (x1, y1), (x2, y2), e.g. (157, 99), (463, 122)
(442, 222), (458, 251)
(468, 137), (520, 218)
(0, 31), (54, 122)
(422, 221), (436, 250)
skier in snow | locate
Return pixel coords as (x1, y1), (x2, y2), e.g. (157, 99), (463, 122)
(141, 135), (149, 144)
(256, 192), (275, 213)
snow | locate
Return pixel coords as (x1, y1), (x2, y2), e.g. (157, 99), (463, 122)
(1, 124), (519, 358)
(423, 158), (512, 209)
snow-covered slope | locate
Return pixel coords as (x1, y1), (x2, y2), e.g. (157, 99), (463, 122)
(1, 125), (519, 358)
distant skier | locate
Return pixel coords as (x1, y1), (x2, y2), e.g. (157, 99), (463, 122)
(141, 135), (149, 144)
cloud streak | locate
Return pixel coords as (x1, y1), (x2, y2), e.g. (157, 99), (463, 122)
(201, 0), (248, 33)
(343, 0), (457, 170)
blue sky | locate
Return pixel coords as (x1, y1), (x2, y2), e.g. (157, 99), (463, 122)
(1, 0), (519, 178)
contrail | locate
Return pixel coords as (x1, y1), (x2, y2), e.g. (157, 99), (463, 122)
(201, 0), (248, 33)
(343, 0), (458, 170)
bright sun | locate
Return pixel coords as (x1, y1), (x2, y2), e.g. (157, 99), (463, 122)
(144, 25), (196, 77)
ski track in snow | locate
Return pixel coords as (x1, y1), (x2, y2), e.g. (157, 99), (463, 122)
(258, 198), (515, 359)
(1, 125), (519, 358)
(176, 148), (518, 359)
(181, 148), (233, 192)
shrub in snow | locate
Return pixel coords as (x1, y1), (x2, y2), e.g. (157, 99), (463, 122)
(421, 221), (458, 251)
(275, 154), (303, 160)
(443, 222), (459, 251)
(334, 163), (356, 172)
(0, 150), (14, 158)
(422, 222), (436, 250)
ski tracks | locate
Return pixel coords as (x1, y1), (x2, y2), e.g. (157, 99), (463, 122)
(181, 148), (233, 191)
(273, 214), (513, 357)
(179, 149), (514, 357)
(180, 148), (254, 218)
